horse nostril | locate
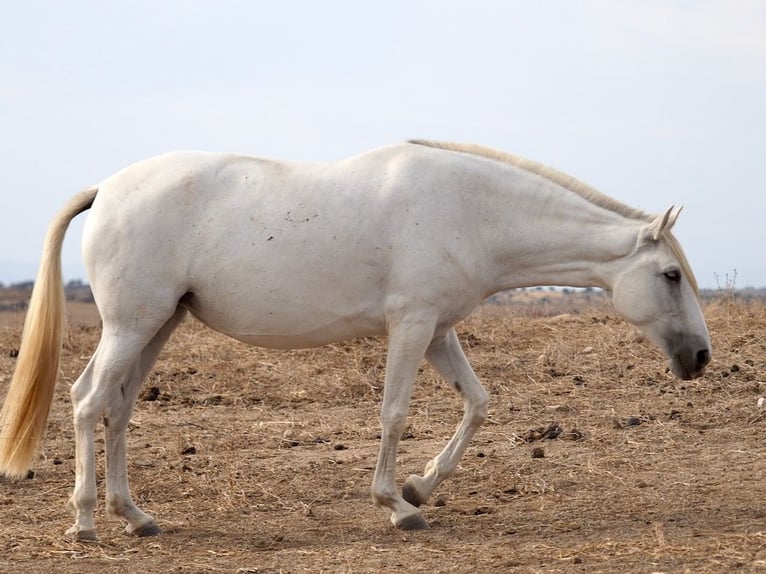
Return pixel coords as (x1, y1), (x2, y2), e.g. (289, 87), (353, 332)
(696, 349), (711, 368)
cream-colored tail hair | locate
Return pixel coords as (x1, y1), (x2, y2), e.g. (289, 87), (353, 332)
(0, 187), (97, 478)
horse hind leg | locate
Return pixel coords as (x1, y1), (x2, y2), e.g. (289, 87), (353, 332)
(65, 353), (100, 540)
(66, 306), (185, 540)
(103, 306), (187, 537)
(66, 332), (149, 540)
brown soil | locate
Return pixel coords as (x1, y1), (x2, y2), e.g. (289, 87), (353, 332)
(0, 297), (764, 573)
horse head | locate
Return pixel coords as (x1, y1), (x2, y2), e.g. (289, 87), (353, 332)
(611, 206), (711, 380)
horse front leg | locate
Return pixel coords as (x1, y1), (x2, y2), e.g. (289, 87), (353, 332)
(371, 317), (436, 530)
(401, 328), (489, 508)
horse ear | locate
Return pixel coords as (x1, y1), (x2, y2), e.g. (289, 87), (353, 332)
(645, 205), (683, 242)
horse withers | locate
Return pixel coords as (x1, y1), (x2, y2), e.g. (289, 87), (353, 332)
(0, 140), (711, 538)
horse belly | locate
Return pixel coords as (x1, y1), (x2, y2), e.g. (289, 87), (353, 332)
(182, 284), (387, 349)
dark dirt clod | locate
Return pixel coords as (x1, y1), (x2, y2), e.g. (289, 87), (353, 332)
(559, 429), (584, 441)
(140, 386), (161, 401)
(522, 422), (563, 442)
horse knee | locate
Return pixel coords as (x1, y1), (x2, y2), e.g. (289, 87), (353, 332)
(468, 389), (490, 426)
(380, 407), (408, 435)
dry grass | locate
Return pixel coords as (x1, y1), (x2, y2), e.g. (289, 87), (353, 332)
(0, 296), (764, 573)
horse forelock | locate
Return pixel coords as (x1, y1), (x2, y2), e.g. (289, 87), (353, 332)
(407, 139), (650, 221)
(663, 231), (700, 297)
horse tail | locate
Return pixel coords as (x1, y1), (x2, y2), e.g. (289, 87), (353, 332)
(0, 186), (98, 478)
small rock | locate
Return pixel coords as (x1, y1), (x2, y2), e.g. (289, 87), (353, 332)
(181, 445), (197, 455)
(531, 447), (545, 459)
(625, 417), (642, 426)
(757, 397), (766, 409)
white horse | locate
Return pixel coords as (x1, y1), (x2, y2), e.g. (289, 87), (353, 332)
(0, 140), (711, 539)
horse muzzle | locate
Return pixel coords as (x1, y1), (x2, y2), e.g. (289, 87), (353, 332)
(670, 346), (711, 380)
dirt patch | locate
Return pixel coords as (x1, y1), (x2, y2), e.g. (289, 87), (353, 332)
(0, 298), (764, 573)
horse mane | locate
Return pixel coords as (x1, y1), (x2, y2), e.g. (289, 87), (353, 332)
(408, 139), (699, 295)
(408, 139), (650, 221)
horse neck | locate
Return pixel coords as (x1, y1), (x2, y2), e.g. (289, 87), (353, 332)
(481, 188), (643, 294)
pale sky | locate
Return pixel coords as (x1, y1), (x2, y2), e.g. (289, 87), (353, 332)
(1, 1), (764, 288)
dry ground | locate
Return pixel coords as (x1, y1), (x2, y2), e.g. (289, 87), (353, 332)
(0, 296), (764, 573)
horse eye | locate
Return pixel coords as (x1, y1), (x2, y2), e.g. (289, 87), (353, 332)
(663, 269), (682, 282)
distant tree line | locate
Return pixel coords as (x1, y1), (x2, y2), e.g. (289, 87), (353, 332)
(0, 280), (94, 305)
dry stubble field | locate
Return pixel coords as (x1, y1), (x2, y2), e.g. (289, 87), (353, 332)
(0, 295), (764, 573)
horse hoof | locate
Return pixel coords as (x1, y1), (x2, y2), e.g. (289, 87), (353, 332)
(402, 480), (425, 508)
(127, 521), (161, 537)
(66, 527), (97, 541)
(395, 513), (430, 531)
